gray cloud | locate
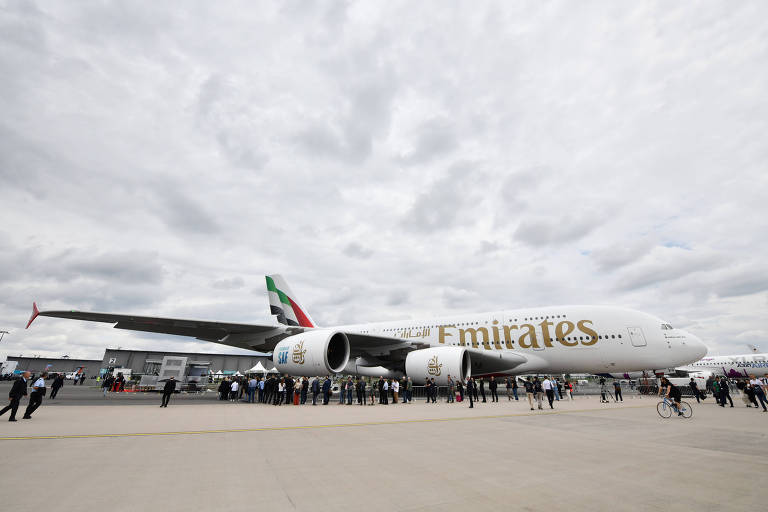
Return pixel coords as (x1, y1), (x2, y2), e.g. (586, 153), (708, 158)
(1, 2), (767, 359)
(514, 211), (600, 246)
(343, 242), (373, 259)
(212, 276), (245, 290)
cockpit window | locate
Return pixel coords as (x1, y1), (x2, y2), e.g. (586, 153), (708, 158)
(660, 323), (673, 330)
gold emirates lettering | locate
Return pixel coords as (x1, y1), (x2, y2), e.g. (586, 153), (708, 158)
(438, 320), (598, 349)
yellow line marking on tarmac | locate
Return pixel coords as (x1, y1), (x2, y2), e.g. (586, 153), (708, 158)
(0, 404), (653, 441)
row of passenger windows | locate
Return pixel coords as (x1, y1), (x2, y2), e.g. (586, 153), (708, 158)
(381, 314), (570, 332)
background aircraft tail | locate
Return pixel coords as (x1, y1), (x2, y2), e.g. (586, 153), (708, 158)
(265, 274), (317, 328)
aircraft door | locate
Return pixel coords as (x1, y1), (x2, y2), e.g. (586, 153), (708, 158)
(627, 327), (647, 347)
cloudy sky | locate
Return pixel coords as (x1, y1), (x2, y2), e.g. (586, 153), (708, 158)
(1, 1), (766, 361)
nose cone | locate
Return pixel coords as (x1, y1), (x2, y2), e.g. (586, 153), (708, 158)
(683, 331), (708, 361)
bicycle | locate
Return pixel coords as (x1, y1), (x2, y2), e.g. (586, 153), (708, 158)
(657, 396), (693, 418)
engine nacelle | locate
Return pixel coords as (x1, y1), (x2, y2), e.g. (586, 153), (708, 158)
(273, 330), (350, 376)
(405, 347), (470, 385)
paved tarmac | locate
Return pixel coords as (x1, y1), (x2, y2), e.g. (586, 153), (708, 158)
(0, 386), (765, 511)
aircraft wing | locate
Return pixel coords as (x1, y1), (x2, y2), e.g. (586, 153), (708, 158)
(26, 303), (288, 342)
(26, 303), (528, 374)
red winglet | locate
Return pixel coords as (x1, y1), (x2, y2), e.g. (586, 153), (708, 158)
(26, 302), (40, 329)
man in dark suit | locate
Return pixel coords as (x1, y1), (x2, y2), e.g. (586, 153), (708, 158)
(310, 376), (319, 405)
(301, 377), (308, 404)
(467, 378), (475, 409)
(0, 371), (30, 421)
(161, 376), (176, 407)
(322, 376), (331, 404)
(489, 376), (498, 402)
(50, 374), (65, 399)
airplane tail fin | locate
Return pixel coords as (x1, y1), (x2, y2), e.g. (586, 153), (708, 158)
(265, 275), (317, 328)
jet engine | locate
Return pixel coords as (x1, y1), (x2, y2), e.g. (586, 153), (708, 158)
(405, 346), (470, 385)
(273, 330), (350, 376)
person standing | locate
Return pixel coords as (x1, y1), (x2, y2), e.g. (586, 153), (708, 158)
(489, 376), (498, 402)
(613, 380), (623, 402)
(346, 377), (354, 405)
(285, 376), (294, 405)
(749, 375), (768, 412)
(218, 378), (229, 401)
(564, 380), (573, 400)
(406, 377), (413, 403)
(719, 377), (734, 407)
(322, 376), (331, 405)
(711, 378), (722, 406)
(294, 378), (302, 405)
(102, 375), (113, 398)
(736, 379), (752, 407)
(259, 377), (265, 403)
(456, 379), (464, 402)
(238, 377), (246, 400)
(369, 379), (376, 405)
(230, 378), (239, 402)
(689, 378), (701, 404)
(0, 371), (30, 421)
(300, 377), (308, 404)
(50, 374), (64, 400)
(160, 376), (176, 407)
(512, 378), (519, 401)
(392, 378), (399, 404)
(424, 379), (431, 404)
(311, 377), (320, 405)
(382, 379), (389, 405)
(533, 377), (544, 410)
(378, 377), (387, 405)
(524, 377), (535, 410)
(542, 376), (555, 409)
(264, 376), (275, 404)
(467, 377), (475, 408)
(447, 375), (454, 403)
(478, 378), (486, 403)
(23, 372), (48, 419)
(248, 376), (258, 403)
(555, 379), (562, 401)
(275, 378), (285, 405)
(359, 378), (366, 405)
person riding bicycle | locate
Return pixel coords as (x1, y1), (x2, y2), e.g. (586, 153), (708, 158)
(660, 377), (683, 416)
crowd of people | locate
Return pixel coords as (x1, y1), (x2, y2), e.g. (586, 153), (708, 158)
(208, 374), (579, 410)
(702, 375), (768, 412)
(5, 369), (768, 418)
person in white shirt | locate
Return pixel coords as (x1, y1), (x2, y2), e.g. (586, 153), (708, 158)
(275, 379), (286, 406)
(392, 379), (400, 403)
(23, 372), (48, 419)
(230, 379), (239, 401)
(749, 375), (767, 412)
(542, 377), (555, 409)
(382, 379), (389, 405)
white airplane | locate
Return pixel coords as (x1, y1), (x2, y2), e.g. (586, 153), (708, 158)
(679, 353), (768, 379)
(26, 274), (707, 384)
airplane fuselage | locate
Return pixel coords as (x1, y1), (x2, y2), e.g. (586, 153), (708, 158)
(681, 353), (768, 379)
(335, 305), (706, 376)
